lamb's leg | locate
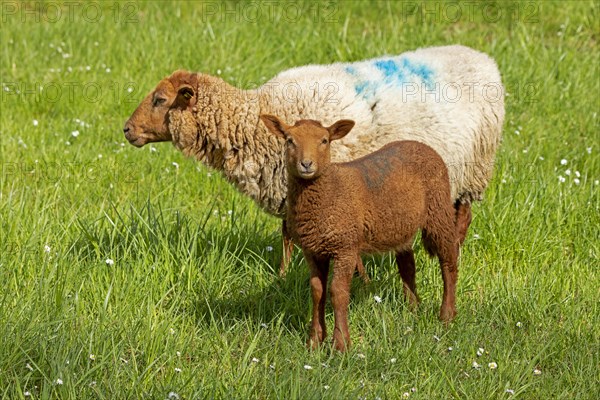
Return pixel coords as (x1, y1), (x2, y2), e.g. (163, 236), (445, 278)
(395, 249), (419, 308)
(439, 251), (458, 322)
(305, 252), (330, 349)
(330, 254), (355, 352)
(455, 200), (472, 245)
(279, 220), (294, 277)
(356, 256), (370, 284)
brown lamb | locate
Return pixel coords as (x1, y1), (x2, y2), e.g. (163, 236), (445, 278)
(260, 114), (460, 352)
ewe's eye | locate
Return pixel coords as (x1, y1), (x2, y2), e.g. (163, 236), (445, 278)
(321, 138), (328, 145)
(152, 97), (166, 107)
(286, 138), (295, 146)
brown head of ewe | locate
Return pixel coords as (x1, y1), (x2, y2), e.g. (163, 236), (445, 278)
(260, 114), (461, 352)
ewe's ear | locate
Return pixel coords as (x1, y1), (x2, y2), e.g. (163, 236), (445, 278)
(260, 114), (288, 139)
(174, 84), (196, 109)
(328, 119), (355, 141)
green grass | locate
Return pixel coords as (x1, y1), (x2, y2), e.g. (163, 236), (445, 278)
(1, 1), (599, 398)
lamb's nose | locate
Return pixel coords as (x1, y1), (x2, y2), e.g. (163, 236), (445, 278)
(123, 126), (130, 134)
(300, 160), (313, 169)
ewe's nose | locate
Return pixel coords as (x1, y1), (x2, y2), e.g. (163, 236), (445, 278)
(300, 160), (313, 169)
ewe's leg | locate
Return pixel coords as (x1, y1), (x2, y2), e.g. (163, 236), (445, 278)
(395, 249), (419, 308)
(455, 201), (472, 245)
(306, 253), (330, 349)
(330, 254), (355, 352)
(356, 256), (370, 284)
(279, 220), (294, 277)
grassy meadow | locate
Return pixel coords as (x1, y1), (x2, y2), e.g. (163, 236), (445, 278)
(1, 1), (599, 398)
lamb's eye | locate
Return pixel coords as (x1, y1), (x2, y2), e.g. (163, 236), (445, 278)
(152, 97), (166, 107)
(321, 138), (328, 145)
(286, 138), (295, 146)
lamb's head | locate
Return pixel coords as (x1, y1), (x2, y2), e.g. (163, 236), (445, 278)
(123, 70), (198, 147)
(260, 115), (354, 180)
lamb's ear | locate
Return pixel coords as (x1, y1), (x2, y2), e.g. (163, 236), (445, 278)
(260, 114), (288, 139)
(328, 119), (355, 141)
(174, 84), (196, 109)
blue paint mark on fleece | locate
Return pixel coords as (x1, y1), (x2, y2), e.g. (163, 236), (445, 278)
(375, 58), (434, 88)
(374, 59), (404, 83)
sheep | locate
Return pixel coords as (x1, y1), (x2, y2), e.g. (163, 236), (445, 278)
(123, 45), (504, 276)
(260, 114), (459, 352)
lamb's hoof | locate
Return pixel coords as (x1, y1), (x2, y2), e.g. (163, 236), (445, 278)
(439, 307), (457, 324)
(332, 337), (351, 352)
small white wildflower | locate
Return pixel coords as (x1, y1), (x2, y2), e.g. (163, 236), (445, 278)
(514, 130), (520, 135)
(587, 147), (592, 154)
(120, 357), (128, 364)
(321, 363), (329, 368)
(433, 335), (440, 342)
(324, 385), (330, 390)
(71, 130), (80, 137)
(522, 149), (528, 153)
(89, 354), (95, 361)
(98, 154), (102, 159)
(411, 387), (417, 393)
(127, 87), (133, 93)
(24, 391), (31, 397)
(574, 178), (580, 185)
(447, 347), (453, 352)
(473, 234), (480, 239)
(539, 156), (545, 160)
(558, 176), (566, 183)
(44, 245), (51, 253)
(303, 364), (313, 370)
(169, 328), (175, 335)
(356, 353), (366, 359)
(89, 381), (97, 387)
(65, 141), (71, 146)
(265, 246), (273, 252)
(217, 69), (222, 75)
(390, 358), (397, 364)
(374, 295), (382, 303)
(269, 364), (275, 370)
(565, 169), (571, 176)
(167, 392), (180, 400)
(150, 146), (157, 152)
(477, 347), (484, 357)
(595, 180), (599, 185)
(260, 323), (268, 329)
(105, 258), (114, 266)
(55, 378), (63, 385)
(533, 368), (542, 376)
(33, 119), (39, 126)
(472, 361), (481, 369)
(105, 68), (111, 73)
(501, 179), (507, 183)
(516, 321), (523, 328)
(402, 392), (410, 399)
(172, 162), (179, 169)
(506, 389), (515, 395)
(26, 363), (34, 371)
(488, 362), (498, 369)
(174, 367), (182, 373)
(176, 351), (181, 357)
(86, 65), (91, 71)
(227, 210), (233, 215)
(560, 159), (568, 165)
(251, 357), (259, 363)
(575, 171), (581, 177)
(94, 41), (99, 46)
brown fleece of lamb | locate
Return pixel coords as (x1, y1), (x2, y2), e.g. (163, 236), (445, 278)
(261, 115), (459, 352)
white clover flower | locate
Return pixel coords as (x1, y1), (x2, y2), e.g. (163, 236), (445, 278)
(105, 68), (111, 73)
(55, 378), (63, 385)
(506, 389), (515, 395)
(167, 392), (180, 400)
(86, 65), (91, 71)
(265, 246), (273, 252)
(176, 351), (181, 357)
(539, 156), (545, 160)
(390, 358), (397, 364)
(217, 69), (222, 75)
(587, 147), (592, 154)
(98, 154), (102, 159)
(514, 130), (520, 135)
(472, 361), (480, 369)
(488, 362), (498, 369)
(260, 323), (268, 329)
(227, 210), (233, 215)
(473, 234), (480, 239)
(565, 169), (571, 176)
(477, 347), (484, 357)
(71, 130), (80, 137)
(356, 353), (366, 359)
(323, 385), (330, 390)
(402, 392), (410, 399)
(595, 180), (599, 185)
(558, 176), (566, 183)
(447, 347), (453, 352)
(105, 258), (114, 266)
(44, 245), (51, 253)
(169, 328), (175, 335)
(374, 295), (382, 303)
(33, 119), (39, 126)
(251, 357), (259, 363)
(574, 178), (580, 185)
(89, 354), (95, 361)
(575, 171), (581, 177)
(560, 159), (568, 165)
(150, 146), (157, 152)
(24, 391), (31, 397)
(516, 321), (523, 328)
(174, 367), (182, 373)
(533, 368), (542, 376)
(303, 364), (313, 370)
